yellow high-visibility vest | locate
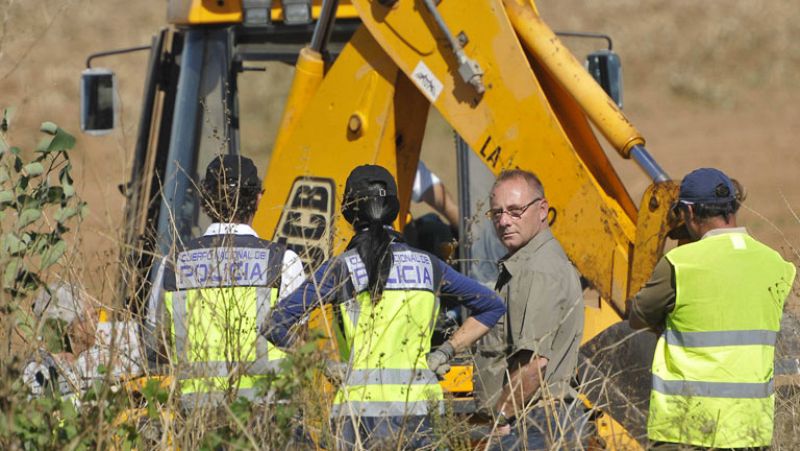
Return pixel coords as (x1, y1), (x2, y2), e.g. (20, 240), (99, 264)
(332, 248), (444, 418)
(649, 232), (795, 447)
(163, 235), (287, 406)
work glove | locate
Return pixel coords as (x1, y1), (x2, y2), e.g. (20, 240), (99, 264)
(426, 341), (455, 378)
(322, 360), (348, 386)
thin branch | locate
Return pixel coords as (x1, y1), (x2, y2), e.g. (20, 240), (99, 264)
(741, 202), (800, 261)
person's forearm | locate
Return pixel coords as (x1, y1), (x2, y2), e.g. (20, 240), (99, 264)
(446, 317), (490, 353)
(421, 183), (460, 228)
(436, 184), (460, 229)
(627, 257), (674, 331)
(266, 305), (301, 347)
(266, 261), (338, 347)
(440, 265), (505, 326)
(494, 357), (547, 416)
(626, 299), (649, 330)
(265, 281), (322, 346)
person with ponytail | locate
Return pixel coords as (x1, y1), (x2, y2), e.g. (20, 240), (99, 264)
(265, 165), (505, 449)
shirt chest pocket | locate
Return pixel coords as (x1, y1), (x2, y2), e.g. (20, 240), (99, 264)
(506, 278), (532, 340)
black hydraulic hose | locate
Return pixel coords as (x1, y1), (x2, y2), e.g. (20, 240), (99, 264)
(310, 0), (340, 53)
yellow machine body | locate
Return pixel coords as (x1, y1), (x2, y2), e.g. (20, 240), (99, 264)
(167, 0), (359, 25)
(244, 1), (678, 448)
(254, 0), (675, 325)
(113, 0), (680, 448)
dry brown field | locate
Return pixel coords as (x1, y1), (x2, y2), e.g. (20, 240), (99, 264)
(2, 0), (799, 301)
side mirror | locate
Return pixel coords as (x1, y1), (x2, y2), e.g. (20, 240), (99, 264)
(586, 50), (623, 109)
(80, 68), (117, 135)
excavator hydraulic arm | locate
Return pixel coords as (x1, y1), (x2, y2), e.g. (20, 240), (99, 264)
(253, 0), (678, 321)
(246, 2), (681, 447)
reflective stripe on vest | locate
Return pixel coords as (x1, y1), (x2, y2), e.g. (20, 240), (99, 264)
(345, 368), (440, 386)
(178, 377), (276, 408)
(663, 329), (777, 347)
(165, 241), (286, 400)
(652, 375), (774, 399)
(172, 359), (284, 379)
(332, 399), (439, 417)
(648, 232), (795, 448)
(333, 249), (443, 417)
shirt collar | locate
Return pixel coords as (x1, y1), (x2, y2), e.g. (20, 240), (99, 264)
(499, 228), (555, 276)
(203, 223), (260, 237)
(701, 226), (748, 240)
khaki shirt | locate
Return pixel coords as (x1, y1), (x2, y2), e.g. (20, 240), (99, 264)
(473, 228), (584, 413)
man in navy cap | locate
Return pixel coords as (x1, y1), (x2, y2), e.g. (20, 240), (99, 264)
(628, 168), (795, 449)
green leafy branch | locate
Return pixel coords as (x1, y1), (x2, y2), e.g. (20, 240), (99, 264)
(1, 113), (87, 299)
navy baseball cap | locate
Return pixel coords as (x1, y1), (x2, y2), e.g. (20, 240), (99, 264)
(678, 168), (736, 204)
(204, 154), (261, 189)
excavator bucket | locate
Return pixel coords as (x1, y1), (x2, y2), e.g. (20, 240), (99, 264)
(580, 322), (657, 445)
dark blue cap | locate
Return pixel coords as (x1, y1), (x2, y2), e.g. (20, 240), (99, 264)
(679, 168), (736, 204)
(204, 154), (261, 189)
(345, 164), (398, 199)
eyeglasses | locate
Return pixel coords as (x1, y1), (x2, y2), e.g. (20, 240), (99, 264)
(486, 197), (543, 221)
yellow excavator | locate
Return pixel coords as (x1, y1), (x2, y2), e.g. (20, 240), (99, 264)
(80, 0), (685, 448)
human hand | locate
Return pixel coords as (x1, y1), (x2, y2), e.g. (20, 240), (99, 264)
(426, 341), (455, 378)
(491, 409), (514, 437)
(493, 424), (511, 437)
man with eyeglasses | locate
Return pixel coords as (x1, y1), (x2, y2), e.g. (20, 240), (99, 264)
(474, 169), (589, 450)
(628, 168), (795, 450)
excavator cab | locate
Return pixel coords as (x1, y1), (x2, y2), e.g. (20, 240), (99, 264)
(77, 13), (362, 313)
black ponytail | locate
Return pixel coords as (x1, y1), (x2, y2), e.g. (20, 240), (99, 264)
(347, 217), (394, 301)
(344, 183), (400, 302)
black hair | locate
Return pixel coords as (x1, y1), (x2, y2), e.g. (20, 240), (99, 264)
(344, 181), (399, 302)
(690, 200), (739, 222)
(201, 178), (261, 223)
